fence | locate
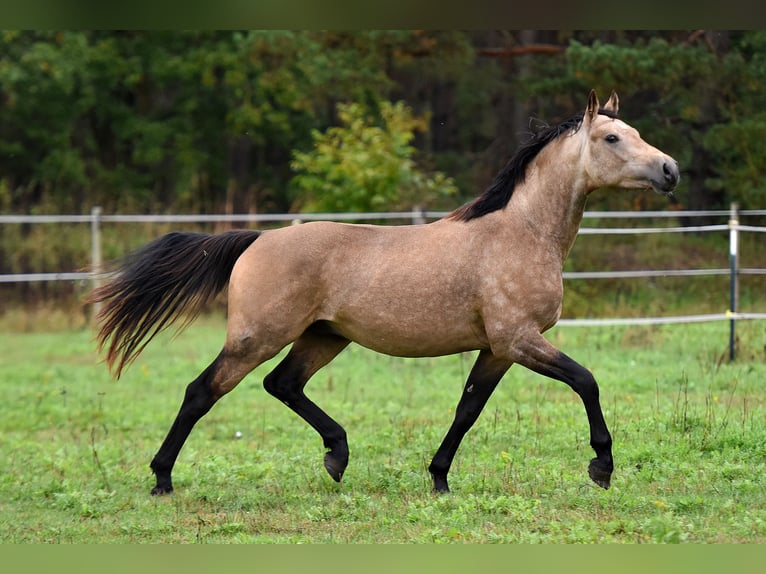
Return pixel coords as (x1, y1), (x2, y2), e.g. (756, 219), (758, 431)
(2, 205), (766, 359)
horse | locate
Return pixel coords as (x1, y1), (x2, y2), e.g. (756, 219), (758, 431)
(88, 91), (679, 495)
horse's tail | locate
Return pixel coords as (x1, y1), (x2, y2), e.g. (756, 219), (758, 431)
(87, 229), (261, 378)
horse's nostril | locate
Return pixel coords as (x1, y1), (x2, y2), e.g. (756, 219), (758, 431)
(662, 161), (679, 184)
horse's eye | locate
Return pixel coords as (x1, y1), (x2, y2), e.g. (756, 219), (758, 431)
(605, 134), (620, 144)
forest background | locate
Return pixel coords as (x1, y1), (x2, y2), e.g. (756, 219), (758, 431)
(2, 30), (766, 316)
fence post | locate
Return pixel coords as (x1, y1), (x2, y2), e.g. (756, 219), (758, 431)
(728, 202), (739, 361)
(412, 205), (426, 225)
(90, 206), (103, 322)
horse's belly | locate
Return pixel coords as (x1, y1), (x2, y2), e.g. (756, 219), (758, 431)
(328, 314), (486, 358)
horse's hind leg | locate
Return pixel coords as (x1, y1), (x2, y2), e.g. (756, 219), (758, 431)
(262, 328), (351, 483)
(429, 350), (511, 493)
(149, 346), (273, 495)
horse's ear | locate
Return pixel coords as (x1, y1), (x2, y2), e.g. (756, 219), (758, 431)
(584, 90), (600, 125)
(603, 90), (619, 114)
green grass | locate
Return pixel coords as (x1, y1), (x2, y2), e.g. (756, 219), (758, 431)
(1, 317), (766, 543)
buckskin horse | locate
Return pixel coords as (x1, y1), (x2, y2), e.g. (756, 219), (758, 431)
(89, 91), (680, 495)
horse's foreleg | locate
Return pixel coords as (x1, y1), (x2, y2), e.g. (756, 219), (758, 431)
(429, 350), (511, 493)
(262, 330), (351, 483)
(513, 335), (613, 489)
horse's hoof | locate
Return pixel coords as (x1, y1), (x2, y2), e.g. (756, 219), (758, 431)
(431, 474), (450, 494)
(150, 484), (174, 496)
(323, 452), (345, 482)
(588, 459), (612, 490)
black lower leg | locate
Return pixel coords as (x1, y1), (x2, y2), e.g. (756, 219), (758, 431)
(525, 350), (613, 489)
(265, 376), (349, 482)
(560, 355), (613, 489)
(429, 351), (509, 493)
(263, 333), (350, 483)
(149, 360), (220, 495)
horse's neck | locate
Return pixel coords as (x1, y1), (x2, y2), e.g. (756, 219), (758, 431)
(505, 145), (589, 265)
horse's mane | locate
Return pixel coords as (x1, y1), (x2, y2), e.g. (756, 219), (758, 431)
(447, 108), (619, 222)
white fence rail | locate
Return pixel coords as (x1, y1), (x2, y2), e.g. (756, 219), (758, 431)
(2, 205), (766, 358)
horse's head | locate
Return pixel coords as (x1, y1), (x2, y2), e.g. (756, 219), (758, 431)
(580, 90), (679, 195)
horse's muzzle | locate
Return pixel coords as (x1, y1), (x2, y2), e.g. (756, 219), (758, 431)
(652, 158), (680, 194)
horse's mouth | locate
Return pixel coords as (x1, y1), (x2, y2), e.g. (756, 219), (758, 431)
(649, 177), (679, 196)
(650, 184), (676, 198)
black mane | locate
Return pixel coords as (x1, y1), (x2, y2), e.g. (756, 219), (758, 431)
(448, 108), (619, 222)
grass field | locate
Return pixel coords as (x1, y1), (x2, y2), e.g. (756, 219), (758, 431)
(1, 316), (765, 543)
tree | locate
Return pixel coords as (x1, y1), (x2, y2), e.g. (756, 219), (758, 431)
(290, 101), (457, 212)
(701, 31), (766, 210)
(0, 31), (92, 212)
(3, 30), (766, 217)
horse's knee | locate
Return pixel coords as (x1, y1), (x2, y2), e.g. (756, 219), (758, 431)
(569, 367), (599, 399)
